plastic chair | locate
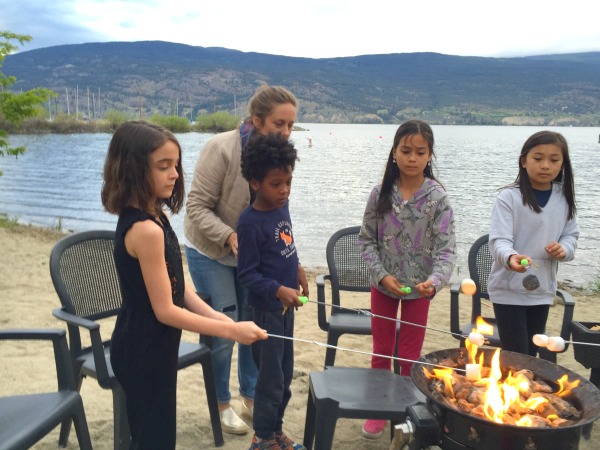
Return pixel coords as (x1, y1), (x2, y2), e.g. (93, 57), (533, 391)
(450, 234), (575, 363)
(0, 328), (93, 450)
(50, 230), (223, 450)
(317, 226), (400, 370)
(302, 367), (425, 450)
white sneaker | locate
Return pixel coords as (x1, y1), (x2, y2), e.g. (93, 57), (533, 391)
(219, 406), (249, 435)
(241, 400), (254, 420)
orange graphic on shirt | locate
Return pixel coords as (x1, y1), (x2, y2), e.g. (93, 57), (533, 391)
(280, 230), (293, 246)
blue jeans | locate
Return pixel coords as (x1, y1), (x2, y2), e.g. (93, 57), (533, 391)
(185, 246), (258, 403)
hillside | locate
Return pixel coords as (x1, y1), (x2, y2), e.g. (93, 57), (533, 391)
(4, 41), (600, 125)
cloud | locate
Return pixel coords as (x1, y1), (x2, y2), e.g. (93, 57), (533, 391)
(2, 0), (600, 58)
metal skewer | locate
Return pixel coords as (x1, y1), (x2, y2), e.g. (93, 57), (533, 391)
(266, 333), (466, 373)
(304, 298), (476, 341)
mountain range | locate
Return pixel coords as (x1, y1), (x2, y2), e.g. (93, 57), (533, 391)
(4, 41), (600, 125)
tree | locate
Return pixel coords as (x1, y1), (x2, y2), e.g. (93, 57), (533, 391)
(0, 31), (55, 175)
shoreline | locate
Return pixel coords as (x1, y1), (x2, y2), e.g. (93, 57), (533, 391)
(1, 223), (599, 449)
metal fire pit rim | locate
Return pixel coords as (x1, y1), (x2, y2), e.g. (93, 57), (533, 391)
(411, 347), (600, 431)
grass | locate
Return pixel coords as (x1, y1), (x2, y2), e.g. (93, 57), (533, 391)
(590, 269), (600, 294)
(0, 213), (65, 240)
(0, 213), (20, 229)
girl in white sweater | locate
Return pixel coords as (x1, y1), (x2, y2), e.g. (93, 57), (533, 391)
(488, 130), (579, 356)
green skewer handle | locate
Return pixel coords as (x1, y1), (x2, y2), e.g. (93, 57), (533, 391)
(298, 296), (309, 304)
(400, 287), (412, 294)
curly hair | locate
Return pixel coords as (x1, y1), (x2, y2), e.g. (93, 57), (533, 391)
(241, 133), (298, 182)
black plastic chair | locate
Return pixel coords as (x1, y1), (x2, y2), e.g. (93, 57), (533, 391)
(302, 366), (425, 450)
(317, 226), (399, 370)
(0, 328), (93, 450)
(450, 234), (575, 363)
(50, 230), (223, 450)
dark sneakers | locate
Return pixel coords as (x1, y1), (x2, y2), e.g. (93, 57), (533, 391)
(249, 432), (306, 450)
(248, 434), (280, 450)
(275, 432), (307, 450)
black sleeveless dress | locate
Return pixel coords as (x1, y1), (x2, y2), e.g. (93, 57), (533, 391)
(110, 207), (184, 450)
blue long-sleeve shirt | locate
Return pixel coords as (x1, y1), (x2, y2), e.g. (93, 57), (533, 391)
(237, 202), (299, 311)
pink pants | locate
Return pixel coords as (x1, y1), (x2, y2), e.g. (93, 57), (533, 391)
(370, 287), (430, 376)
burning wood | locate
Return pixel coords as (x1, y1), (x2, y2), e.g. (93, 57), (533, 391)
(423, 331), (582, 428)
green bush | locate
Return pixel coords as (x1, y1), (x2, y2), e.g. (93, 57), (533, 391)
(149, 114), (191, 133)
(105, 109), (133, 130)
(194, 112), (240, 132)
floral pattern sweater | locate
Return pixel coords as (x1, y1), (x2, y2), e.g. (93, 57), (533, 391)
(358, 178), (456, 299)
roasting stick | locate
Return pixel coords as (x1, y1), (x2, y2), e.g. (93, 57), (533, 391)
(533, 334), (600, 351)
(303, 298), (474, 341)
(266, 333), (466, 373)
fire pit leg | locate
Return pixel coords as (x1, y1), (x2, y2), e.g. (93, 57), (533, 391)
(582, 367), (600, 440)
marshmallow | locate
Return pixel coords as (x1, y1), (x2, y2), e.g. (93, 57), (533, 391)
(547, 337), (566, 352)
(461, 278), (477, 295)
(466, 363), (482, 381)
(532, 334), (549, 347)
(468, 332), (485, 347)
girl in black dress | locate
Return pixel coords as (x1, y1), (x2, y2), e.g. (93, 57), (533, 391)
(101, 121), (266, 449)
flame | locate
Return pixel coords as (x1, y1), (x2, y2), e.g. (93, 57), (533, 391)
(475, 316), (495, 335)
(556, 374), (580, 397)
(424, 346), (581, 427)
(465, 336), (477, 364)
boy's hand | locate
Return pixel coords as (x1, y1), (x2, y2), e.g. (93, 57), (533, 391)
(276, 286), (304, 310)
(298, 264), (310, 297)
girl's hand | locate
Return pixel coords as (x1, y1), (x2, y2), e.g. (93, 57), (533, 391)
(380, 275), (409, 296)
(545, 241), (565, 260)
(415, 280), (435, 298)
(232, 321), (268, 345)
(507, 254), (530, 272)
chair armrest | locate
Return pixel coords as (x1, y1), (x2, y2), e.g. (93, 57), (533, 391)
(53, 308), (100, 331)
(52, 307), (112, 383)
(450, 282), (462, 337)
(0, 328), (76, 391)
(556, 289), (575, 348)
(316, 274), (330, 332)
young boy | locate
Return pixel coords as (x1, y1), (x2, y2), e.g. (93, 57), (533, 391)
(237, 133), (308, 450)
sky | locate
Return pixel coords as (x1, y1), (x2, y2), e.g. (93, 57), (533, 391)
(2, 0), (600, 59)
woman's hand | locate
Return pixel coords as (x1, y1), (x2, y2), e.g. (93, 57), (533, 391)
(226, 232), (239, 258)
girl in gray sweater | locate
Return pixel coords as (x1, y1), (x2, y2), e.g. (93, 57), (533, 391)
(488, 130), (579, 356)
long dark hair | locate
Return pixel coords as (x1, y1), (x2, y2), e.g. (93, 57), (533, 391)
(376, 120), (438, 215)
(513, 130), (576, 220)
(101, 121), (185, 216)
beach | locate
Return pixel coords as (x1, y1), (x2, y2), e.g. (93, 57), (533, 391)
(1, 224), (599, 449)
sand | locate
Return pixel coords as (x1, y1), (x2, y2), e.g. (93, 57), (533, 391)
(1, 225), (599, 449)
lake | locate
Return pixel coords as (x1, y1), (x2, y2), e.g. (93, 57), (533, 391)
(1, 124), (599, 288)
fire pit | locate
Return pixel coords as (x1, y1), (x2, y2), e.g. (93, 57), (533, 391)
(397, 348), (600, 450)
